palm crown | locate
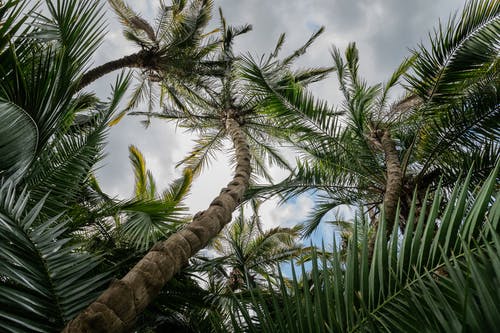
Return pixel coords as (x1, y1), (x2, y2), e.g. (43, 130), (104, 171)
(246, 0), (499, 237)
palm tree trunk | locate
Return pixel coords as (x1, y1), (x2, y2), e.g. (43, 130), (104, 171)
(77, 50), (152, 91)
(368, 130), (402, 259)
(63, 115), (251, 333)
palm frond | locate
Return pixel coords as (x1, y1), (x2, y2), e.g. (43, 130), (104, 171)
(21, 72), (130, 216)
(0, 100), (38, 180)
(407, 0), (500, 104)
(108, 0), (157, 44)
(282, 27), (324, 66)
(176, 128), (226, 176)
(0, 182), (110, 332)
(117, 198), (186, 250)
(228, 163), (500, 332)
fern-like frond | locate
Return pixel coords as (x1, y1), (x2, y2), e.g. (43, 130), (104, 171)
(0, 182), (110, 332)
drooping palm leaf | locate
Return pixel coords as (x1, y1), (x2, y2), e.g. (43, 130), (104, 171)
(0, 182), (110, 333)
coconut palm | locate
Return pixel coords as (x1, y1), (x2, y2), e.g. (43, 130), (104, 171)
(246, 0), (499, 246)
(65, 11), (330, 331)
(77, 0), (217, 95)
(196, 206), (304, 292)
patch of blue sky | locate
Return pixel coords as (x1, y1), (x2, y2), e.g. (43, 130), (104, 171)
(306, 20), (322, 32)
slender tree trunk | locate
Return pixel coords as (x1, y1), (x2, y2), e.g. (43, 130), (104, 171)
(77, 50), (152, 91)
(368, 130), (403, 259)
(63, 115), (251, 333)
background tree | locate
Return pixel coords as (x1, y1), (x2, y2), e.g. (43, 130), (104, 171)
(65, 9), (332, 331)
(230, 165), (500, 332)
(246, 0), (499, 244)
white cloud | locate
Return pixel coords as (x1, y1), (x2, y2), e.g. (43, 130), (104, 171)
(259, 195), (315, 230)
(89, 0), (468, 231)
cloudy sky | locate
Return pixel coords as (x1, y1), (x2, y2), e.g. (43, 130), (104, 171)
(90, 0), (468, 240)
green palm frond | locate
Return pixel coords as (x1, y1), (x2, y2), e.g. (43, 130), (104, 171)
(108, 0), (157, 45)
(229, 163), (500, 332)
(117, 198), (186, 251)
(0, 182), (110, 333)
(32, 0), (105, 77)
(0, 0), (33, 53)
(21, 72), (130, 216)
(0, 101), (38, 180)
(407, 0), (499, 104)
(240, 54), (338, 142)
(1, 0), (106, 152)
(415, 75), (499, 178)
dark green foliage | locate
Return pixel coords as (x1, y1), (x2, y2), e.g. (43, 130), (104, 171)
(229, 164), (500, 332)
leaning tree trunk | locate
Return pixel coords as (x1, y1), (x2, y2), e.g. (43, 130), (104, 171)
(368, 130), (403, 259)
(63, 115), (251, 333)
(77, 50), (154, 91)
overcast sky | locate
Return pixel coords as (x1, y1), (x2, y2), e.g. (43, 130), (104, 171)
(90, 0), (468, 239)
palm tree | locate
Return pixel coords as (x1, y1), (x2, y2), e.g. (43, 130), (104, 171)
(188, 206), (306, 331)
(76, 0), (217, 96)
(246, 0), (499, 248)
(229, 164), (500, 332)
(81, 145), (193, 252)
(0, 1), (202, 331)
(196, 205), (304, 292)
(65, 11), (330, 332)
(0, 1), (137, 331)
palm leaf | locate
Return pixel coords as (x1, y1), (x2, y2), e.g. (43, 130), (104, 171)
(407, 0), (500, 104)
(228, 163), (499, 332)
(0, 101), (38, 180)
(0, 182), (110, 332)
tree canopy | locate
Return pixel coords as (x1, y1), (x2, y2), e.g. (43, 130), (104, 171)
(0, 0), (498, 332)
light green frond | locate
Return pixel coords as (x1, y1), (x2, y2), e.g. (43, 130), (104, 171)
(163, 168), (193, 203)
(176, 128), (226, 176)
(128, 145), (149, 199)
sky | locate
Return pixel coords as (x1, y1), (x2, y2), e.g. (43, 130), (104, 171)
(90, 0), (469, 242)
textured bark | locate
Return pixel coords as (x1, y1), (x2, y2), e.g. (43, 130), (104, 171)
(63, 115), (251, 333)
(77, 50), (154, 91)
(368, 130), (403, 259)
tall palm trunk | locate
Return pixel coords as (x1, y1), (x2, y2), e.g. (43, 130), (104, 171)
(64, 114), (251, 333)
(368, 130), (403, 259)
(77, 50), (154, 91)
